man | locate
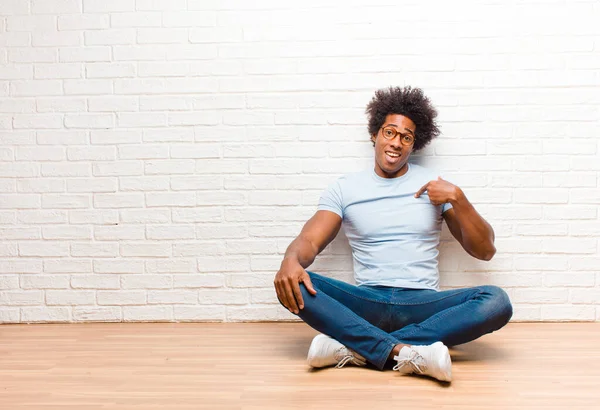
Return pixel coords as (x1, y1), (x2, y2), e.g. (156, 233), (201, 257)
(274, 86), (512, 382)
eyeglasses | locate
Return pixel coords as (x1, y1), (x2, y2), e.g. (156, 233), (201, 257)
(380, 126), (415, 146)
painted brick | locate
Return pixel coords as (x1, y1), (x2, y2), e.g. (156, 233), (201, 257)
(1, 1), (599, 323)
(73, 306), (121, 322)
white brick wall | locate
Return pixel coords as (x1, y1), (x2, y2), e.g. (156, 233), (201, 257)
(1, 0), (599, 323)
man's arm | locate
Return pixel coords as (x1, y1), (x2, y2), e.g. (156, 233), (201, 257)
(415, 177), (496, 261)
(274, 210), (342, 314)
(442, 201), (496, 261)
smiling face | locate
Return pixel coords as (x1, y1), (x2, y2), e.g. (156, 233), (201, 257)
(370, 113), (416, 179)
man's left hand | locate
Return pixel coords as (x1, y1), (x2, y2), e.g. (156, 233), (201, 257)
(415, 177), (461, 206)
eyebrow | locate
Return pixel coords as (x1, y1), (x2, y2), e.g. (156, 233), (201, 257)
(385, 124), (415, 136)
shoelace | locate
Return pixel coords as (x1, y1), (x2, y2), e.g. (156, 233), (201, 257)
(393, 349), (427, 374)
(335, 355), (355, 368)
(334, 347), (364, 368)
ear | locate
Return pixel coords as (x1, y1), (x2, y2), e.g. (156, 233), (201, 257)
(370, 135), (376, 144)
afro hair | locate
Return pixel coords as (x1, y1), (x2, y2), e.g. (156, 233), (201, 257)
(365, 86), (440, 151)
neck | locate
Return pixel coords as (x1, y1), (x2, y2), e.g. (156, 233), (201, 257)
(374, 163), (409, 179)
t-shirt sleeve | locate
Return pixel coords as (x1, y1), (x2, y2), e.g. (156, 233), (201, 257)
(442, 201), (453, 214)
(317, 180), (344, 218)
(440, 173), (454, 214)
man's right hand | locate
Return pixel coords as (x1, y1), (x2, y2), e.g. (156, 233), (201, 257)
(274, 259), (317, 315)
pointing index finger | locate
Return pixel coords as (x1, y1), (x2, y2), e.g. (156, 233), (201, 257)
(415, 181), (430, 198)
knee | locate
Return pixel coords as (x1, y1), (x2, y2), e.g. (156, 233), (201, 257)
(478, 285), (513, 326)
(299, 271), (322, 303)
(276, 293), (286, 309)
(275, 280), (319, 313)
(299, 281), (313, 299)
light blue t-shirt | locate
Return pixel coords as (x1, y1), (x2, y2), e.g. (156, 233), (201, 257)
(317, 163), (452, 291)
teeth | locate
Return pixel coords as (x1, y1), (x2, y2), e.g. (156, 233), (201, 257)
(386, 151), (400, 157)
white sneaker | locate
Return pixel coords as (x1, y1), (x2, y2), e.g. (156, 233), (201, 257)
(307, 334), (367, 368)
(393, 342), (452, 382)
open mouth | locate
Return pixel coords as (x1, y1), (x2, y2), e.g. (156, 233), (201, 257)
(385, 151), (401, 162)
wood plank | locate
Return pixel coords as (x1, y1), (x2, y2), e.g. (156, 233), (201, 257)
(0, 323), (599, 409)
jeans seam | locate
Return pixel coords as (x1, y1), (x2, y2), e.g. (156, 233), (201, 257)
(379, 341), (398, 370)
(360, 322), (397, 369)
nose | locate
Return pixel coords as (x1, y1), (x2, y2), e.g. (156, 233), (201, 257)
(389, 137), (402, 149)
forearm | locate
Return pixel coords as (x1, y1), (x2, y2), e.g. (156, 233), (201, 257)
(282, 235), (320, 269)
(450, 189), (496, 260)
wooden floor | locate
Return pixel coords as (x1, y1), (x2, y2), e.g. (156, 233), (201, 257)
(1, 323), (599, 409)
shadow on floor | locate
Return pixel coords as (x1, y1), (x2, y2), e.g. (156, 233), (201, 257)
(277, 332), (511, 364)
(277, 335), (316, 360)
(450, 339), (511, 362)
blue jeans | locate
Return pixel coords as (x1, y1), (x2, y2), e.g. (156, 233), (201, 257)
(289, 271), (513, 370)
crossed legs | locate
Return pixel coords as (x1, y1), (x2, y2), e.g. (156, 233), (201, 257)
(290, 272), (513, 370)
